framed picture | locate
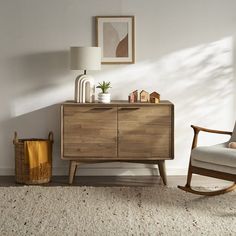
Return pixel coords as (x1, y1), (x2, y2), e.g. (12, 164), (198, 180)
(96, 16), (135, 64)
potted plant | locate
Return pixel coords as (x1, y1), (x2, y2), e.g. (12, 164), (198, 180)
(96, 81), (112, 103)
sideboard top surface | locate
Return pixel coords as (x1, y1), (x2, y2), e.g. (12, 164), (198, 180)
(62, 100), (173, 106)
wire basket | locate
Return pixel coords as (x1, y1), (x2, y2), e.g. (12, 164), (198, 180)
(13, 132), (53, 184)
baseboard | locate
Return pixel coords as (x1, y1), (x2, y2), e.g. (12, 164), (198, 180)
(0, 167), (187, 176)
(0, 168), (15, 176)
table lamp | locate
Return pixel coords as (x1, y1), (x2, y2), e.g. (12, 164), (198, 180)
(70, 46), (101, 103)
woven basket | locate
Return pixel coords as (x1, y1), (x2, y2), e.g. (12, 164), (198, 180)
(13, 132), (53, 184)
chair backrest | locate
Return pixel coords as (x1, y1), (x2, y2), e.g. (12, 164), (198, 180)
(230, 122), (236, 142)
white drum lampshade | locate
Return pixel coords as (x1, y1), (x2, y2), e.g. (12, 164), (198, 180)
(70, 46), (101, 103)
(70, 47), (101, 72)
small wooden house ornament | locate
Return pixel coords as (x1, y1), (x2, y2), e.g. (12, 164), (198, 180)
(129, 90), (138, 103)
(140, 90), (150, 102)
(150, 91), (160, 103)
(128, 93), (135, 103)
(133, 90), (138, 102)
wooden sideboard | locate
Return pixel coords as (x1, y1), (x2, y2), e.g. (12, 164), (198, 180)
(61, 100), (174, 184)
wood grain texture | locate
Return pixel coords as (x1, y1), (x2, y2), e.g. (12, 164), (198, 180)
(61, 101), (174, 160)
(191, 125), (233, 136)
(118, 106), (172, 159)
(61, 101), (174, 184)
(62, 106), (117, 158)
(69, 161), (77, 184)
(63, 100), (172, 106)
(157, 160), (167, 185)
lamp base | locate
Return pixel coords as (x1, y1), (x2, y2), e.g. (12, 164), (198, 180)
(75, 74), (95, 103)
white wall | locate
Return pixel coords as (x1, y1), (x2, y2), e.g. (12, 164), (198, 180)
(0, 0), (236, 176)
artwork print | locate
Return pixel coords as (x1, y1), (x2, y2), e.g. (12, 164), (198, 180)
(96, 16), (135, 64)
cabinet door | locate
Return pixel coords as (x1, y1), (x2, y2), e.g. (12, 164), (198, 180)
(118, 106), (173, 159)
(62, 105), (117, 158)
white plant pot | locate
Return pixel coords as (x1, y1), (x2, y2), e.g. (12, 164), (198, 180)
(98, 93), (111, 103)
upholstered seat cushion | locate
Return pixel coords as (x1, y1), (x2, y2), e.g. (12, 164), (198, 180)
(191, 143), (236, 174)
(191, 159), (236, 174)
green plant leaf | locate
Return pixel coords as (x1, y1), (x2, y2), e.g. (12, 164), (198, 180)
(96, 81), (112, 93)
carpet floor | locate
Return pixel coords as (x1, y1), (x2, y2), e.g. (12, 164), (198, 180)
(0, 186), (235, 236)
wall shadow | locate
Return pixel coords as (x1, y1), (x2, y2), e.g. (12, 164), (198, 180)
(0, 104), (63, 173)
(8, 50), (70, 96)
(1, 38), (235, 176)
(94, 37), (235, 171)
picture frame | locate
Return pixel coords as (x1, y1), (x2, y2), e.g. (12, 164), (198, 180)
(95, 16), (135, 64)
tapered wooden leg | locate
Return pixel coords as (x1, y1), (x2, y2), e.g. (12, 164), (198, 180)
(157, 160), (167, 185)
(69, 161), (77, 184)
(186, 165), (193, 187)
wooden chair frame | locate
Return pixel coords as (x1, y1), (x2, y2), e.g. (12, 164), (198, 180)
(178, 125), (236, 196)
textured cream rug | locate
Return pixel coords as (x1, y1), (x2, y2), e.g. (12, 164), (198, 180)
(0, 186), (235, 236)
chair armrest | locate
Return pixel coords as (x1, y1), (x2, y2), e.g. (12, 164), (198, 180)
(190, 125), (232, 150)
(191, 125), (232, 135)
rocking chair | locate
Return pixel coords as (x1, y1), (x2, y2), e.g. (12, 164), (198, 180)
(178, 124), (236, 196)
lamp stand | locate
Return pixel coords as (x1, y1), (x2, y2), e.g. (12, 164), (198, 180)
(74, 73), (95, 103)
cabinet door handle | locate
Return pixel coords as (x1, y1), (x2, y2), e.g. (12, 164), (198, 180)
(119, 107), (140, 111)
(90, 107), (113, 111)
